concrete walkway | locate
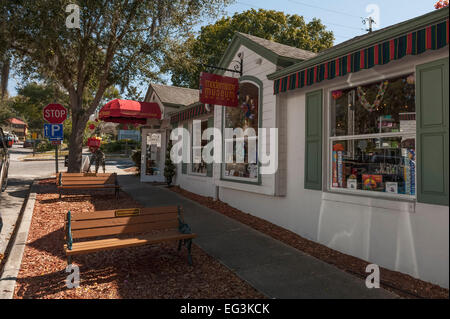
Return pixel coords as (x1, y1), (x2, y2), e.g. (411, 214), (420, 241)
(118, 175), (396, 299)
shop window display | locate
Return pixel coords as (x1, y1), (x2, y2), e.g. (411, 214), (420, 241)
(223, 82), (259, 181)
(191, 119), (209, 175)
(329, 74), (416, 196)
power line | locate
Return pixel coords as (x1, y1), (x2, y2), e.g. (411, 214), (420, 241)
(287, 0), (363, 19)
(234, 1), (364, 31)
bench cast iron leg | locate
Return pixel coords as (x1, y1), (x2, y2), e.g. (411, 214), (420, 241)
(187, 239), (193, 266)
(177, 240), (182, 251)
(67, 256), (72, 265)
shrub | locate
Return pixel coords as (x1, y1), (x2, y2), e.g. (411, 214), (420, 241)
(36, 140), (54, 153)
(100, 139), (139, 153)
(131, 150), (141, 172)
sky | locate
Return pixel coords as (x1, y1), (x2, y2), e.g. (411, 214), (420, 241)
(6, 0), (440, 97)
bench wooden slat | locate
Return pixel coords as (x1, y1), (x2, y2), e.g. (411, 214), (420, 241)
(65, 205), (195, 265)
(57, 172), (119, 199)
(71, 212), (178, 230)
(60, 173), (114, 177)
(72, 220), (179, 239)
(65, 231), (196, 256)
(70, 206), (179, 221)
(59, 185), (118, 189)
(61, 178), (115, 183)
(59, 183), (117, 187)
(67, 230), (195, 249)
(60, 181), (115, 186)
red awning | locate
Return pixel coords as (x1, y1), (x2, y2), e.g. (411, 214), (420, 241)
(98, 99), (161, 124)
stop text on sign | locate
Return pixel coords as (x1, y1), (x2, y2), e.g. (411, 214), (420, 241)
(43, 104), (68, 124)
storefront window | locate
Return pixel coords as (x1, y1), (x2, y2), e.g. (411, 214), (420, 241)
(223, 82), (259, 181)
(191, 119), (209, 175)
(329, 74), (416, 196)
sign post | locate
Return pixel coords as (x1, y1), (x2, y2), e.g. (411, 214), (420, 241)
(31, 132), (37, 157)
(43, 104), (67, 174)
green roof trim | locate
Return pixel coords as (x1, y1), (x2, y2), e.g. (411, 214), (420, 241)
(268, 8), (449, 80)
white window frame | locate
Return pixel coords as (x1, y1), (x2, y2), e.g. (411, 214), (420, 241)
(326, 72), (417, 201)
(221, 80), (260, 183)
(189, 117), (210, 177)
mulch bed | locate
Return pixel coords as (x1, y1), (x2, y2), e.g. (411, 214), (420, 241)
(13, 179), (265, 299)
(169, 185), (449, 299)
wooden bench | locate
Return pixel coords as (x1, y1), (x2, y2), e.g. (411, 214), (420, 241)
(64, 205), (197, 265)
(57, 172), (120, 199)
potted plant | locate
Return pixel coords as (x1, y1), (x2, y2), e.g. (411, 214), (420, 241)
(164, 140), (176, 186)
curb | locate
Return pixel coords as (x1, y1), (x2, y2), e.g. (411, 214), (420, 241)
(0, 181), (36, 299)
(21, 158), (66, 162)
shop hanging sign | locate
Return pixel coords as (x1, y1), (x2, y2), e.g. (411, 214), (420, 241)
(199, 72), (239, 107)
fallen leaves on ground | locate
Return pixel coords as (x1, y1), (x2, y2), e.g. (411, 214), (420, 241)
(14, 179), (265, 299)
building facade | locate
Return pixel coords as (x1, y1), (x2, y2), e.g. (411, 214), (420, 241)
(142, 9), (449, 288)
(4, 118), (28, 141)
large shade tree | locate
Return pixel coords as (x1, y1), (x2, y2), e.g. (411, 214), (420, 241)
(3, 0), (231, 171)
(166, 9), (335, 89)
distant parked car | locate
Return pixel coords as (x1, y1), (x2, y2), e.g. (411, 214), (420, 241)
(23, 139), (42, 148)
(23, 139), (33, 148)
(1, 128), (11, 193)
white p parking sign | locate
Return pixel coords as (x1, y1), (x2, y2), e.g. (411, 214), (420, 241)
(44, 123), (64, 140)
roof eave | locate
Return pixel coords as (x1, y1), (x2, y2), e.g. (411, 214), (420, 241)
(267, 7), (449, 80)
(216, 33), (304, 75)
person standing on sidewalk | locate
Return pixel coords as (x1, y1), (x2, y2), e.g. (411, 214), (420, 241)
(88, 147), (106, 173)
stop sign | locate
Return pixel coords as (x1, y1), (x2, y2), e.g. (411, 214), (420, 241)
(43, 104), (68, 124)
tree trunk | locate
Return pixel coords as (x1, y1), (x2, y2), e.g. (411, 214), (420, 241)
(67, 112), (87, 172)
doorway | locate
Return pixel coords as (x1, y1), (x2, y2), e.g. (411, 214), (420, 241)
(140, 129), (167, 183)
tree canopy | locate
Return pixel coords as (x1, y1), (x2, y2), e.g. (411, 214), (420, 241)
(10, 82), (68, 133)
(0, 99), (14, 126)
(2, 0), (232, 171)
(166, 9), (334, 89)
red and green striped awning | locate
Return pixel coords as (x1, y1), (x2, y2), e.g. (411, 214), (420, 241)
(273, 19), (449, 94)
(170, 104), (213, 124)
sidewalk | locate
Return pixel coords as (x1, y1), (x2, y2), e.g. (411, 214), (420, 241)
(118, 175), (396, 299)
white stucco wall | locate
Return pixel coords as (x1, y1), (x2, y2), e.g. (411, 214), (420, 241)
(217, 46), (449, 288)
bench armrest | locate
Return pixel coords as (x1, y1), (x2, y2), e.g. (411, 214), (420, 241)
(67, 210), (73, 250)
(177, 206), (192, 235)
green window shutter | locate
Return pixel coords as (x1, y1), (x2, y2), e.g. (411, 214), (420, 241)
(304, 89), (323, 190)
(416, 58), (449, 206)
(182, 123), (188, 175)
(206, 117), (214, 177)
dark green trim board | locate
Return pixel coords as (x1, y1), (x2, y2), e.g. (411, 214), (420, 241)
(206, 117), (214, 177)
(182, 123), (188, 175)
(304, 90), (323, 191)
(416, 58), (449, 206)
